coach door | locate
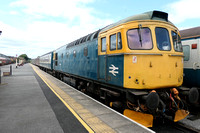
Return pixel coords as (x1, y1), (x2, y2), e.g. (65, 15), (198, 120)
(98, 36), (107, 81)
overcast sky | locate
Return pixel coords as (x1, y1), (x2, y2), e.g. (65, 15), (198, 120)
(0, 0), (200, 58)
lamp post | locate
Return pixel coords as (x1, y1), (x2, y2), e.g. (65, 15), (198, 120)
(0, 31), (2, 84)
(16, 54), (18, 68)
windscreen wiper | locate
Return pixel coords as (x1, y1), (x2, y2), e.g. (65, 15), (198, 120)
(138, 24), (143, 47)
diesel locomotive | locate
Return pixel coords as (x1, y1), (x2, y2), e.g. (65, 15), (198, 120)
(33, 11), (191, 127)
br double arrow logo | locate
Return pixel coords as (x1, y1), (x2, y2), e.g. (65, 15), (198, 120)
(109, 64), (119, 76)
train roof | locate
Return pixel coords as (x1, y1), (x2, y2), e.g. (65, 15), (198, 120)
(180, 26), (200, 40)
(101, 10), (171, 32)
(0, 57), (6, 60)
(40, 51), (53, 57)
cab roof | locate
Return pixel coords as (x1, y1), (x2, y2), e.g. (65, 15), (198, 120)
(101, 10), (171, 32)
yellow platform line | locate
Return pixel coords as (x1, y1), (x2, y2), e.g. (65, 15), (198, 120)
(31, 65), (94, 133)
(31, 64), (116, 133)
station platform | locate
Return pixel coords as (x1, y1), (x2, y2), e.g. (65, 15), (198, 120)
(0, 64), (154, 133)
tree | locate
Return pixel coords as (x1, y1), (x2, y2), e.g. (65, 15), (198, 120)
(18, 54), (30, 61)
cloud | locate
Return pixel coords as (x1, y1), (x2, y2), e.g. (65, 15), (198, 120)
(10, 0), (94, 20)
(0, 0), (113, 58)
(166, 0), (200, 24)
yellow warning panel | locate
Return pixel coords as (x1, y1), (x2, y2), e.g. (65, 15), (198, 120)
(124, 109), (153, 127)
(174, 109), (189, 122)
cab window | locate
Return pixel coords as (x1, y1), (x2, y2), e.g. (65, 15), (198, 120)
(110, 32), (122, 51)
(110, 34), (116, 50)
(117, 32), (122, 50)
(127, 28), (152, 50)
(101, 37), (106, 52)
(155, 27), (171, 51)
(172, 31), (183, 52)
(183, 45), (190, 61)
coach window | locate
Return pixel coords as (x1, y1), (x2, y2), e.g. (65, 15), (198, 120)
(172, 31), (183, 52)
(110, 34), (116, 50)
(127, 28), (152, 50)
(155, 27), (171, 51)
(101, 37), (106, 52)
(117, 32), (122, 50)
(183, 45), (190, 61)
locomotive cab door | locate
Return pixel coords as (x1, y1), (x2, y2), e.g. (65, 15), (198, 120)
(98, 36), (107, 81)
(98, 32), (123, 87)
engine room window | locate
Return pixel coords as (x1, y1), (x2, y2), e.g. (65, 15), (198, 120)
(155, 27), (171, 51)
(117, 32), (122, 50)
(84, 47), (88, 56)
(127, 28), (152, 50)
(101, 37), (106, 52)
(172, 31), (183, 52)
(183, 45), (190, 61)
(110, 34), (116, 50)
(73, 50), (76, 57)
(66, 53), (69, 58)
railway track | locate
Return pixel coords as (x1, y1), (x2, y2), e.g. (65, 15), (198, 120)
(173, 122), (200, 133)
(150, 118), (200, 133)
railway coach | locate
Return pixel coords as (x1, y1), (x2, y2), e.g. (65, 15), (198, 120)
(35, 11), (191, 127)
(180, 27), (200, 106)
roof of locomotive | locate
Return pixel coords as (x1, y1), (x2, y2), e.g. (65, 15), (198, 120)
(100, 10), (172, 32)
(180, 26), (200, 40)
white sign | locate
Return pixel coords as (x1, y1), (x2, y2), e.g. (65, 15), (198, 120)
(132, 56), (137, 63)
(109, 64), (119, 76)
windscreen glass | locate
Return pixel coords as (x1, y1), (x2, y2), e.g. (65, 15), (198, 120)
(127, 28), (153, 50)
(172, 31), (183, 52)
(155, 27), (171, 51)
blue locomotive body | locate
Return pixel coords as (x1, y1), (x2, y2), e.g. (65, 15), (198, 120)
(54, 39), (99, 81)
(53, 33), (124, 87)
(184, 69), (200, 87)
(98, 54), (124, 87)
